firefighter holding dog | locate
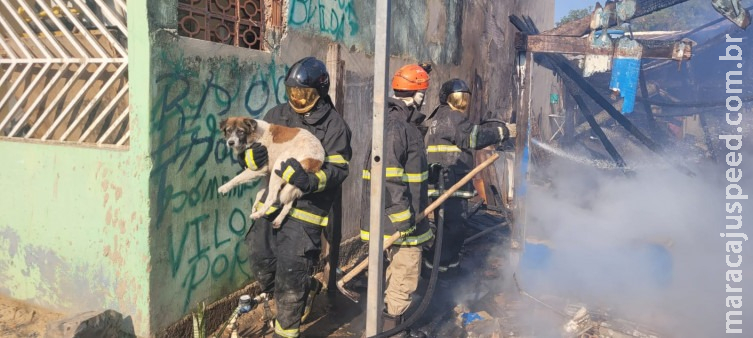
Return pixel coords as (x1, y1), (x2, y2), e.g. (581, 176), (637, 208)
(241, 56), (352, 338)
(421, 78), (516, 277)
(361, 64), (434, 337)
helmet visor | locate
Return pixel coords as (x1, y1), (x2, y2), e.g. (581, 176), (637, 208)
(447, 92), (471, 112)
(286, 86), (320, 113)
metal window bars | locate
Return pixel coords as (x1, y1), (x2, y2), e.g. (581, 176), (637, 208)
(177, 0), (264, 49)
(0, 0), (129, 147)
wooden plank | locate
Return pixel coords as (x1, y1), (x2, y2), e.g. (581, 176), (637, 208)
(325, 42), (345, 292)
(511, 51), (532, 258)
(524, 34), (691, 60)
(326, 43), (345, 113)
(543, 52), (696, 176)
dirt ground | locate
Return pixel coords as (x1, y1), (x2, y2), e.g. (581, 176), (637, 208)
(0, 296), (63, 338)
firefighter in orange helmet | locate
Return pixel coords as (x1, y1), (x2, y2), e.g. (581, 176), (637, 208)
(361, 63), (434, 337)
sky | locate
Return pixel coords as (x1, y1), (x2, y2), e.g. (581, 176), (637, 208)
(555, 0), (593, 21)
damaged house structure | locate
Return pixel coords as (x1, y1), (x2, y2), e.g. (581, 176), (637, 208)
(503, 0), (753, 337)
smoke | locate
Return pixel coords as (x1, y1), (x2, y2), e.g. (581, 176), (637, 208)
(514, 137), (752, 337)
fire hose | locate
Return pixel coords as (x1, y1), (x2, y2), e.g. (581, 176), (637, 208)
(336, 153), (501, 301)
(337, 153), (502, 337)
(369, 166), (449, 338)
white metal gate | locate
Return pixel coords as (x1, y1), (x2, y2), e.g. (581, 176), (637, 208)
(0, 0), (128, 147)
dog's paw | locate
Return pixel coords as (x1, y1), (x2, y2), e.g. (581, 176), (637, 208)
(217, 184), (232, 195)
(250, 211), (263, 220)
(272, 216), (285, 229)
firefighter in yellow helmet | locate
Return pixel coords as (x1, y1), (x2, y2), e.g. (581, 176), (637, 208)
(361, 64), (434, 337)
(422, 78), (516, 278)
(241, 57), (352, 338)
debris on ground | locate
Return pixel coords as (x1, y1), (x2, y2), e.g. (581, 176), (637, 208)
(210, 208), (665, 338)
(45, 309), (135, 338)
(560, 303), (661, 338)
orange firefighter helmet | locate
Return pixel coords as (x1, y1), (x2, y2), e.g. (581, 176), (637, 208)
(392, 64), (430, 91)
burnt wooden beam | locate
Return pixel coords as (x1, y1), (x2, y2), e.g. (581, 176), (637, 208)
(521, 34), (692, 60)
(571, 93), (629, 171)
(544, 52), (696, 176)
(543, 0), (691, 37)
(510, 14), (697, 177)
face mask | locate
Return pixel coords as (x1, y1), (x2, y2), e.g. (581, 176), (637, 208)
(413, 91), (425, 110)
(286, 86), (320, 114)
(447, 92), (470, 112)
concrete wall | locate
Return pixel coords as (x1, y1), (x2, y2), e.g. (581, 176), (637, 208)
(0, 0), (153, 334)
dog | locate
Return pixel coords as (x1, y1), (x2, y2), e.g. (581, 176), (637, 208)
(217, 116), (325, 228)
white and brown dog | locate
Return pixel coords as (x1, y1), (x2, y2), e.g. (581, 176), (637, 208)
(218, 117), (325, 228)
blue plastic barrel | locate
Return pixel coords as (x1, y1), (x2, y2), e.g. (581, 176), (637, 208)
(517, 240), (673, 295)
(609, 38), (642, 114)
(610, 57), (641, 114)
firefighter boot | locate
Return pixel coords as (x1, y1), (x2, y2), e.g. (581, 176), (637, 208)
(382, 311), (408, 338)
(407, 330), (428, 338)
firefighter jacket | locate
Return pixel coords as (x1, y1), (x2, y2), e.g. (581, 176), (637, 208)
(423, 104), (509, 198)
(360, 98), (433, 246)
(253, 97), (352, 227)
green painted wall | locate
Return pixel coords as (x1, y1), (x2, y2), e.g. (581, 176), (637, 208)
(147, 37), (289, 331)
(0, 0), (153, 335)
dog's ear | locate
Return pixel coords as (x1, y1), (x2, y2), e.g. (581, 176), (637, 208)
(219, 118), (228, 132)
(243, 118), (257, 132)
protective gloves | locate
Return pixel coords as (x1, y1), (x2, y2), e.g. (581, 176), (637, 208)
(239, 142), (268, 170)
(274, 158), (319, 194)
(399, 225), (416, 238)
(506, 123), (518, 138)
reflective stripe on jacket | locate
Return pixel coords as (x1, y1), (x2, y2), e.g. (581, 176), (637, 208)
(422, 105), (507, 199)
(360, 98), (432, 246)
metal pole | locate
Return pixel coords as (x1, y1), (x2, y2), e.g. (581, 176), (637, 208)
(367, 0), (391, 335)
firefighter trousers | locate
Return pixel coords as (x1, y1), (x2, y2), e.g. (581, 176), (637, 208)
(424, 197), (468, 270)
(385, 245), (422, 316)
(246, 216), (322, 338)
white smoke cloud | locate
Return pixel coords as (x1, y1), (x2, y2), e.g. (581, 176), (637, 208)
(514, 136), (752, 337)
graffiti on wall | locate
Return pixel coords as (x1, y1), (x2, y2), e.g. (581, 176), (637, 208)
(150, 55), (289, 312)
(288, 0), (360, 41)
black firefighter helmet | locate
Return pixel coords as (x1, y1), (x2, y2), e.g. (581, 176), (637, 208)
(285, 57), (330, 113)
(439, 78), (471, 112)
